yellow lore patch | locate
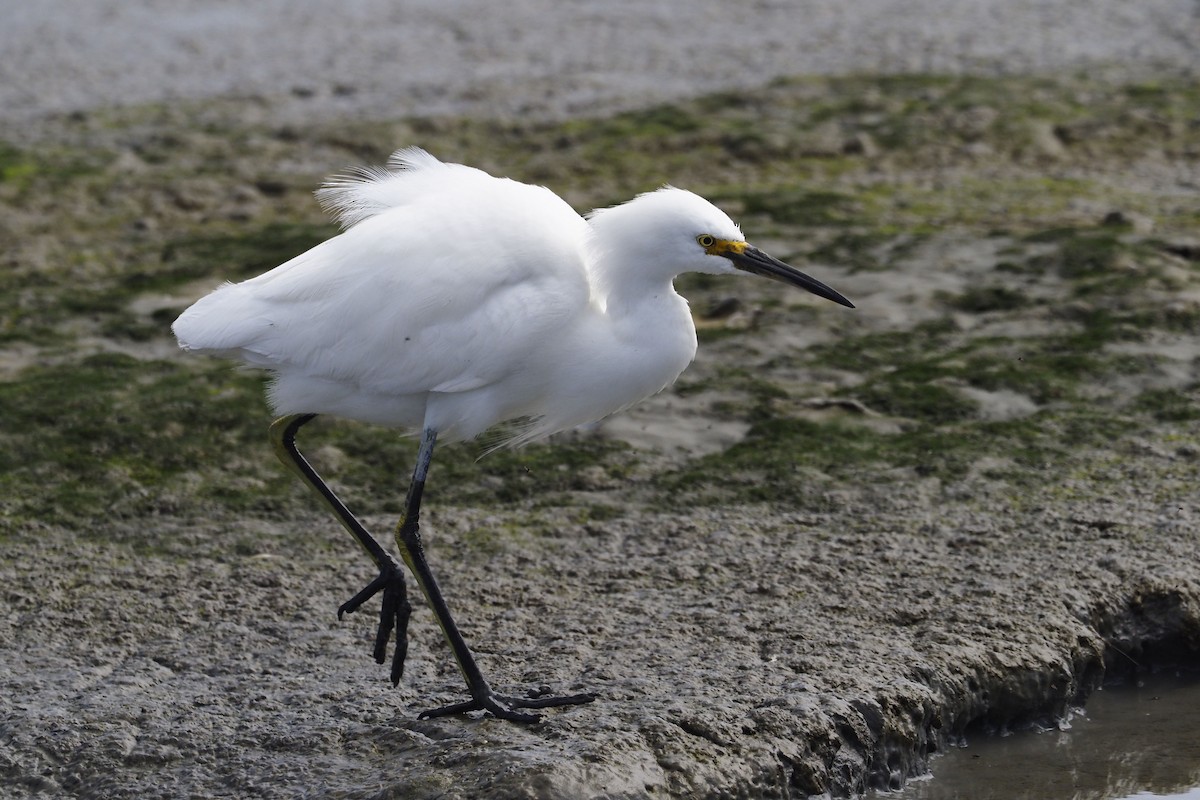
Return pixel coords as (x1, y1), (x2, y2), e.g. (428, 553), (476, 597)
(702, 237), (748, 257)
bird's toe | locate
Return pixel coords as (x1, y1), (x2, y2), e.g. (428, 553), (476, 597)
(335, 559), (412, 681)
(417, 688), (596, 723)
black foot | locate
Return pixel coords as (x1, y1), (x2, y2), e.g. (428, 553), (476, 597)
(338, 558), (412, 686)
(418, 688), (598, 723)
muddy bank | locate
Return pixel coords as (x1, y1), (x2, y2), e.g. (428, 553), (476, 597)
(3, 461), (1198, 798)
(2, 70), (1199, 798)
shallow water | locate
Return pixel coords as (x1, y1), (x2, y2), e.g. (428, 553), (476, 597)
(875, 670), (1200, 800)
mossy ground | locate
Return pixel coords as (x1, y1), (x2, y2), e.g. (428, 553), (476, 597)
(2, 71), (1199, 800)
(1, 72), (1197, 540)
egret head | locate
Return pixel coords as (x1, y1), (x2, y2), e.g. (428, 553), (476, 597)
(589, 187), (854, 308)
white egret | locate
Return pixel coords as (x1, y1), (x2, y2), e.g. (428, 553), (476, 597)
(173, 147), (853, 722)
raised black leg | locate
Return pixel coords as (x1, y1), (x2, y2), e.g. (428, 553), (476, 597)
(395, 428), (597, 722)
(270, 414), (412, 685)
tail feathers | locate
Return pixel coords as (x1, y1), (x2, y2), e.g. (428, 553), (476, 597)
(172, 282), (276, 367)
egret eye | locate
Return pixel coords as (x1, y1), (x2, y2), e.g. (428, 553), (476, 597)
(697, 234), (716, 248)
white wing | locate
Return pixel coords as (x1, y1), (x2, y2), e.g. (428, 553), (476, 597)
(174, 150), (591, 400)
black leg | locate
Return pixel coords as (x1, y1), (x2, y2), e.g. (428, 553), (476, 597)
(270, 414), (412, 685)
(394, 428), (597, 722)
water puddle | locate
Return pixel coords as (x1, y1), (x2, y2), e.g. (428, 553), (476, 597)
(873, 670), (1200, 800)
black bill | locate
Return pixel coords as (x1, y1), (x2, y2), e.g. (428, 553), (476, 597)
(728, 246), (854, 308)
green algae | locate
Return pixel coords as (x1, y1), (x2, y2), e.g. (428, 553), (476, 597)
(1, 71), (1197, 531)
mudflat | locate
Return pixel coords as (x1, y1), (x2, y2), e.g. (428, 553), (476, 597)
(1, 5), (1198, 799)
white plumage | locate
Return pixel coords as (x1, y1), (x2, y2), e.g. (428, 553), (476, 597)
(175, 147), (851, 445)
(173, 148), (853, 721)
